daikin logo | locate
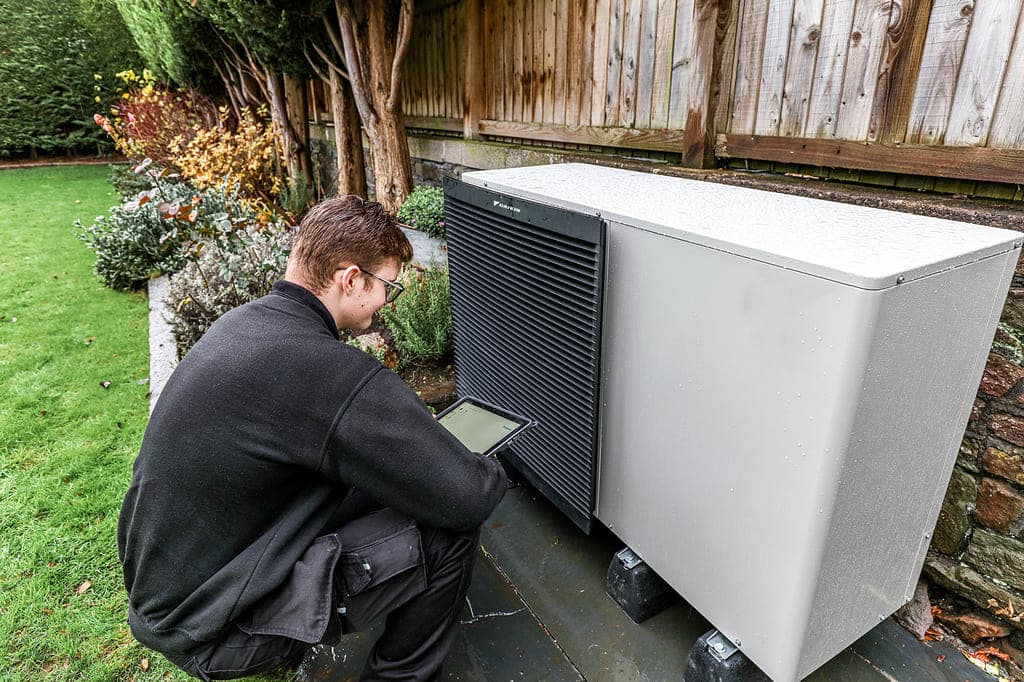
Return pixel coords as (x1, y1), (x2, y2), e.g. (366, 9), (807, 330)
(493, 200), (521, 214)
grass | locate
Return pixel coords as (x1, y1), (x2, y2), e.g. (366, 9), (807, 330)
(0, 165), (182, 681)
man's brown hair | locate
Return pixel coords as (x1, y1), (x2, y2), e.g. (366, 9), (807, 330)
(290, 195), (414, 293)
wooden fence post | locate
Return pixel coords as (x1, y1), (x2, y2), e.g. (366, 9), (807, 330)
(464, 0), (484, 140)
(683, 0), (732, 168)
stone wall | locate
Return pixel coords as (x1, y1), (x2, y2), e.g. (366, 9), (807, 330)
(309, 126), (1024, 665)
(926, 255), (1024, 666)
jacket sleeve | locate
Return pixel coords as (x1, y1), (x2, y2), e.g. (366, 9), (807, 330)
(322, 367), (508, 531)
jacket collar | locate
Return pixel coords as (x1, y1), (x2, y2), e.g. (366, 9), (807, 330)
(271, 280), (340, 339)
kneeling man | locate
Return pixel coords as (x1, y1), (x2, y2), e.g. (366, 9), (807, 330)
(118, 196), (508, 680)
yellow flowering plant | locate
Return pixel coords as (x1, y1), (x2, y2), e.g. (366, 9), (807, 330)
(171, 107), (282, 214)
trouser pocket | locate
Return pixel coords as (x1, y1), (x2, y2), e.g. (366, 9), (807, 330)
(334, 508), (427, 632)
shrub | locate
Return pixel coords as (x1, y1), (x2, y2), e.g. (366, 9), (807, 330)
(96, 69), (217, 166)
(380, 266), (452, 367)
(76, 177), (198, 290)
(396, 185), (445, 239)
(172, 107), (281, 212)
(78, 169), (260, 290)
(165, 223), (295, 356)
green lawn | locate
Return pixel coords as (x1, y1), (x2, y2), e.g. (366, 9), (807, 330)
(0, 165), (184, 681)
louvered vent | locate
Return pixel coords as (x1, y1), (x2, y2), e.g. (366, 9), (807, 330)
(443, 177), (605, 532)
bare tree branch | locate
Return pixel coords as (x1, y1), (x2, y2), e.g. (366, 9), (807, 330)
(307, 41), (350, 83)
(387, 0), (414, 112)
(335, 0), (375, 128)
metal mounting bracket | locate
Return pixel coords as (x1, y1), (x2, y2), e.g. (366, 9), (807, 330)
(707, 630), (740, 662)
(615, 547), (643, 570)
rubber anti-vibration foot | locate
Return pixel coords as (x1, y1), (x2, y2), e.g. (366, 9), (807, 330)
(683, 629), (771, 682)
(605, 547), (679, 623)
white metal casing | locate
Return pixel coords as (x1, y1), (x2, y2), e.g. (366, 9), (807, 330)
(460, 163), (1020, 681)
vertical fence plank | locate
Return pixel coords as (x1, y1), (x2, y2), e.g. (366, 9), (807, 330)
(905, 0), (972, 144)
(635, 0), (660, 128)
(566, 0), (585, 126)
(650, 0), (678, 128)
(591, 0), (612, 125)
(554, 0), (568, 125)
(443, 6), (453, 118)
(755, 0), (796, 135)
(871, 0), (935, 142)
(620, 0), (645, 127)
(580, 0), (596, 123)
(668, 0), (696, 128)
(604, 0), (626, 126)
(988, 9), (1024, 149)
(712, 0), (741, 135)
(834, 0), (892, 140)
(805, 0), (856, 138)
(729, 0), (769, 134)
(945, 0), (1023, 146)
(778, 0), (825, 136)
(454, 4), (464, 120)
(544, 0), (557, 122)
(428, 10), (439, 117)
(514, 0), (525, 120)
(534, 0), (546, 120)
(484, 0), (498, 119)
(504, 0), (515, 120)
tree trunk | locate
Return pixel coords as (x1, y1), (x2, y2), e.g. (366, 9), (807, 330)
(367, 108), (412, 211)
(283, 73), (312, 180)
(333, 0), (414, 212)
(329, 66), (367, 197)
(266, 68), (302, 180)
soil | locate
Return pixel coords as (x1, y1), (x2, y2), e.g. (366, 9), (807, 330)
(400, 362), (456, 410)
(345, 317), (456, 411)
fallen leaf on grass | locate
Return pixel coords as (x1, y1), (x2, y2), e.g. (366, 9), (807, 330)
(140, 658), (150, 672)
(86, 337), (95, 345)
(100, 381), (111, 389)
(75, 580), (92, 595)
(39, 410), (47, 416)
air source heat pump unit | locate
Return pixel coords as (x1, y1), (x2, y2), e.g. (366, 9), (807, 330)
(442, 163), (1020, 681)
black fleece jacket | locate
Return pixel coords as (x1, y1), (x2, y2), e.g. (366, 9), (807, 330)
(117, 281), (507, 657)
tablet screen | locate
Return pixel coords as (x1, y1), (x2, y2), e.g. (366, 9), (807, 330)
(437, 399), (529, 455)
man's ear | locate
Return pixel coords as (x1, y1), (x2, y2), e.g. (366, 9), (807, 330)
(335, 265), (361, 295)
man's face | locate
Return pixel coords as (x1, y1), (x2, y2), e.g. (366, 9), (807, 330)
(342, 257), (401, 331)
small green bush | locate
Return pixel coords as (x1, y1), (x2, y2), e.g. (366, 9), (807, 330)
(396, 185), (445, 239)
(166, 223), (295, 356)
(380, 265), (452, 367)
(76, 178), (196, 290)
(78, 171), (260, 291)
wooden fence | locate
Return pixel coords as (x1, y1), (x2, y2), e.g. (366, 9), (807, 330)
(310, 0), (1024, 186)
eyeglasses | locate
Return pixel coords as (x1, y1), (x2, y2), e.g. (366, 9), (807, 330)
(362, 268), (405, 303)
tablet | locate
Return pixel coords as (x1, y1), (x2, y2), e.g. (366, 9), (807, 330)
(436, 397), (534, 456)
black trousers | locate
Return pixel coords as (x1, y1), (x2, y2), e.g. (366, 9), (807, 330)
(171, 505), (480, 682)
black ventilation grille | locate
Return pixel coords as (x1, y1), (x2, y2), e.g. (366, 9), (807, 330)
(443, 177), (605, 532)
